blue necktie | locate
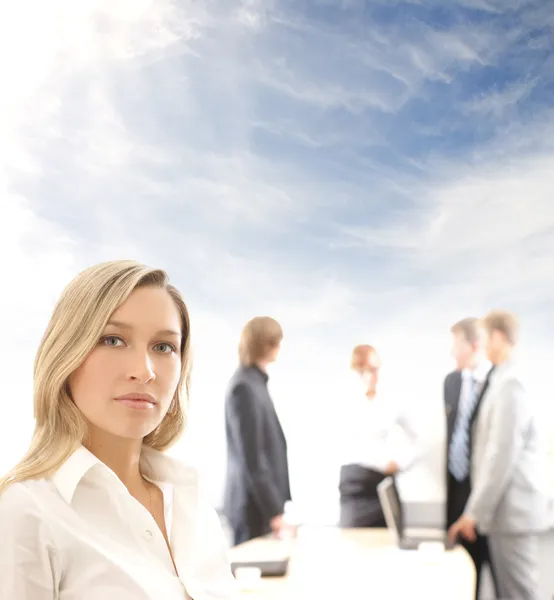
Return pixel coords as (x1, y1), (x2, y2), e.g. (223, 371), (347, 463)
(449, 376), (478, 481)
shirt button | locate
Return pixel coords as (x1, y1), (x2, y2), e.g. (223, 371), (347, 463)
(144, 529), (153, 540)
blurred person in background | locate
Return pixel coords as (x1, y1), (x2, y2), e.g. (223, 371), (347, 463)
(444, 317), (497, 600)
(223, 316), (292, 546)
(0, 260), (235, 600)
(338, 344), (422, 528)
(449, 310), (548, 600)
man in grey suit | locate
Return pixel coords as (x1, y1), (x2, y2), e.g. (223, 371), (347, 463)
(449, 310), (548, 600)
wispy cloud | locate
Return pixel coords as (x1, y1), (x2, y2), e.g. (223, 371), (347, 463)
(463, 79), (538, 118)
(452, 0), (534, 14)
(337, 150), (554, 310)
(252, 8), (498, 113)
(341, 153), (553, 251)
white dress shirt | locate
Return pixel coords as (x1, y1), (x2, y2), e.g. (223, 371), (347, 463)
(0, 445), (237, 600)
(340, 375), (421, 472)
(458, 362), (490, 416)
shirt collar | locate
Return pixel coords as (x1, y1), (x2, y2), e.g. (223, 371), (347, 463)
(245, 364), (269, 383)
(51, 444), (198, 505)
(462, 361), (491, 383)
(490, 358), (515, 377)
(140, 445), (198, 488)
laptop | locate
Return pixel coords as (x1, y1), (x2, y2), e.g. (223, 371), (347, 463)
(377, 476), (456, 550)
(230, 557), (289, 577)
(230, 534), (290, 577)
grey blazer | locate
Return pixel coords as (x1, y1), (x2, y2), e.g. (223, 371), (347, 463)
(465, 360), (549, 534)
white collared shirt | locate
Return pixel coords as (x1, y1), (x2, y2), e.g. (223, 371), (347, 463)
(0, 446), (237, 599)
(340, 375), (421, 472)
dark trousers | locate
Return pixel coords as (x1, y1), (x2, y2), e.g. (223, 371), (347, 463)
(447, 472), (498, 599)
(339, 464), (387, 528)
(229, 508), (273, 547)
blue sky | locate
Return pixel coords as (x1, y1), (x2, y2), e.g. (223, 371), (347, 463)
(1, 0), (553, 512)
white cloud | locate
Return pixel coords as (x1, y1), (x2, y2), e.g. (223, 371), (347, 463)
(261, 8), (503, 112)
(339, 152), (554, 277)
(453, 0), (530, 13)
(464, 79), (538, 118)
(253, 57), (404, 113)
(368, 0), (535, 13)
(234, 0), (271, 30)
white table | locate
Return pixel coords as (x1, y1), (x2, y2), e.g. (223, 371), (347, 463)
(230, 526), (476, 599)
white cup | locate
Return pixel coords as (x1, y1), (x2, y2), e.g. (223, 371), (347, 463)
(234, 566), (262, 591)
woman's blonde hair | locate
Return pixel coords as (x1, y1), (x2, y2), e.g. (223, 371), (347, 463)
(238, 316), (283, 367)
(0, 260), (191, 494)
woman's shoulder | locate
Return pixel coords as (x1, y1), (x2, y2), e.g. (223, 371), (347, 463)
(0, 479), (53, 511)
(0, 479), (57, 535)
(0, 480), (63, 570)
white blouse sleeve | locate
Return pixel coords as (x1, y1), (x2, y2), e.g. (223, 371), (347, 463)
(0, 483), (61, 599)
(390, 404), (423, 471)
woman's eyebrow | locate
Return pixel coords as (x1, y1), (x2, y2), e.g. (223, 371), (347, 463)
(156, 329), (181, 338)
(106, 320), (180, 338)
(105, 320), (132, 330)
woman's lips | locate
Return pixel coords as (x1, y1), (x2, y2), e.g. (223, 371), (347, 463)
(114, 393), (156, 409)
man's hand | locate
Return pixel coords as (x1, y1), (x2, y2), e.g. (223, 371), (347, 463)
(269, 514), (297, 540)
(384, 460), (399, 475)
(448, 515), (476, 544)
(269, 514), (284, 535)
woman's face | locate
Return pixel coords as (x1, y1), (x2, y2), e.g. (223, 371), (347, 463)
(68, 286), (183, 442)
(358, 351), (380, 394)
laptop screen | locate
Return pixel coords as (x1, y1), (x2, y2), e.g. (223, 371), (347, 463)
(377, 476), (405, 538)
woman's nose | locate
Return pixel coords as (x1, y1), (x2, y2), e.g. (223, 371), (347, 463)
(128, 349), (156, 384)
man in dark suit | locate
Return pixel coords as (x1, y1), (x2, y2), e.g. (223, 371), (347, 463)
(223, 316), (292, 546)
(445, 318), (496, 600)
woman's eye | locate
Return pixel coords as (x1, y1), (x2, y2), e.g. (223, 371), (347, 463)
(154, 342), (175, 354)
(102, 336), (124, 347)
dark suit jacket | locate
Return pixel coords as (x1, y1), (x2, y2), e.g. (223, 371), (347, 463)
(444, 370), (463, 458)
(444, 370), (464, 527)
(223, 365), (291, 545)
(444, 368), (492, 524)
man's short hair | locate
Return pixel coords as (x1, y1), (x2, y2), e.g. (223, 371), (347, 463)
(481, 310), (519, 345)
(238, 316), (283, 367)
(450, 317), (480, 344)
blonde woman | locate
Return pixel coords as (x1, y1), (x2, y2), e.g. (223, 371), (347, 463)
(223, 317), (292, 546)
(0, 261), (236, 599)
